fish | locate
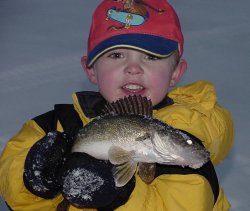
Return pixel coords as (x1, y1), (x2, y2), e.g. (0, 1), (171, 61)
(71, 95), (210, 187)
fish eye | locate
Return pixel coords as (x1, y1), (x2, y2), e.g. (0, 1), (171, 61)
(186, 139), (193, 145)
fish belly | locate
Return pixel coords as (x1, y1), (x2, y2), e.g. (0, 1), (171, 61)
(72, 141), (112, 160)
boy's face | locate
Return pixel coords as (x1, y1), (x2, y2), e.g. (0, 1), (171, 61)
(82, 49), (186, 106)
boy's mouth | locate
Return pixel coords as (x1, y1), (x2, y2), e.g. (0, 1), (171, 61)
(122, 84), (145, 94)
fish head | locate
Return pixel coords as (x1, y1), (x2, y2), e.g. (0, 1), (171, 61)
(152, 130), (210, 169)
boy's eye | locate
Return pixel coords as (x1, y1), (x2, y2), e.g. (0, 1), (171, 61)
(108, 52), (123, 59)
(145, 54), (161, 60)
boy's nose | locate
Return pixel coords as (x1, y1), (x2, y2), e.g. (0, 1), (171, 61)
(124, 63), (144, 75)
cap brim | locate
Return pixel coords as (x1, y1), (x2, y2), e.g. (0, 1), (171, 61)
(86, 34), (178, 67)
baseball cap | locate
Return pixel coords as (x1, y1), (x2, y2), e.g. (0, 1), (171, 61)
(86, 0), (184, 67)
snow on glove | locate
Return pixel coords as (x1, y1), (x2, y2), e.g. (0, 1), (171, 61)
(58, 152), (135, 210)
(23, 131), (73, 199)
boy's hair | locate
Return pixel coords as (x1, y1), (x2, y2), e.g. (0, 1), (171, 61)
(169, 49), (180, 71)
(86, 0), (184, 67)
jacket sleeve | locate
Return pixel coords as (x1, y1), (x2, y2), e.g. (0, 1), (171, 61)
(0, 116), (98, 211)
(116, 173), (230, 211)
(0, 120), (64, 210)
(155, 80), (234, 165)
(116, 174), (212, 211)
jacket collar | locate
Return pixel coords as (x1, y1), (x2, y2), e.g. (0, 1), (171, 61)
(74, 91), (174, 118)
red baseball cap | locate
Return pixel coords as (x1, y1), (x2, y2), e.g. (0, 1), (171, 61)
(86, 0), (184, 67)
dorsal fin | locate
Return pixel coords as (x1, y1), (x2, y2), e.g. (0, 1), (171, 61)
(102, 95), (153, 117)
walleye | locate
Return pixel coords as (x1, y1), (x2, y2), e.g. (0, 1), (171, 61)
(71, 96), (210, 187)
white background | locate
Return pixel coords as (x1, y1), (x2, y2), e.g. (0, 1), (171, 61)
(1, 0), (250, 210)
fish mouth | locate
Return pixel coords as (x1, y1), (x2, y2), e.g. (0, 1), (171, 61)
(122, 83), (145, 95)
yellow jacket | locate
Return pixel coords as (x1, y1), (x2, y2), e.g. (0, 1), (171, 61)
(0, 80), (234, 211)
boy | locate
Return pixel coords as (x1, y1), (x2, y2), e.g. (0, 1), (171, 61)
(0, 0), (234, 210)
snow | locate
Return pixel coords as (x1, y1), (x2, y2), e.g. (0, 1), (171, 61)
(63, 168), (104, 203)
(1, 0), (250, 210)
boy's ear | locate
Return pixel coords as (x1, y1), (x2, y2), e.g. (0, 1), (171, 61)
(170, 59), (187, 87)
(81, 56), (97, 84)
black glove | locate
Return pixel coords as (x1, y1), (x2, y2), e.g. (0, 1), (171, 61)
(23, 131), (73, 199)
(59, 152), (135, 210)
(24, 131), (135, 210)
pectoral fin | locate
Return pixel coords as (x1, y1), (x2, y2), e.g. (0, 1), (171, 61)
(109, 146), (137, 187)
(138, 163), (156, 184)
(113, 161), (137, 187)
